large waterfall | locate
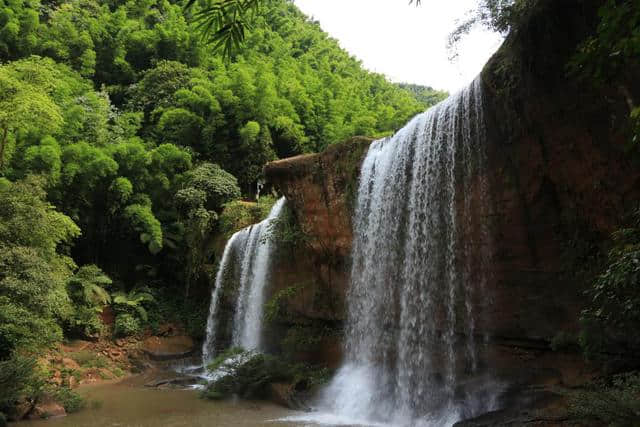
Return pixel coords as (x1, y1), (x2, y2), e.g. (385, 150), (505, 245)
(201, 197), (286, 365)
(315, 78), (495, 426)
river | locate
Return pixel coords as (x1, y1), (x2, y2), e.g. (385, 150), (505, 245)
(19, 383), (306, 427)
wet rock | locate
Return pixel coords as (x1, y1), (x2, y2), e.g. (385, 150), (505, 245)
(7, 399), (32, 421)
(268, 382), (310, 411)
(144, 376), (198, 388)
(27, 397), (66, 420)
(142, 336), (195, 361)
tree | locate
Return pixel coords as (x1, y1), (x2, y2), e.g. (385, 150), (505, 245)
(0, 177), (80, 358)
(0, 58), (63, 171)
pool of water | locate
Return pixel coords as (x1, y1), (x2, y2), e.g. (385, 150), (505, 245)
(18, 383), (306, 427)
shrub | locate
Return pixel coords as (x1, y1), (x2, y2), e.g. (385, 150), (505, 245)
(67, 351), (108, 369)
(580, 209), (640, 357)
(113, 314), (141, 337)
(218, 196), (276, 237)
(66, 306), (103, 339)
(0, 355), (43, 413)
(264, 286), (302, 323)
(202, 351), (290, 400)
(0, 412), (6, 427)
(50, 387), (85, 413)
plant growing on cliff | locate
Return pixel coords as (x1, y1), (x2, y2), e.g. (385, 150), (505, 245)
(580, 209), (640, 358)
(261, 204), (309, 252)
(264, 285), (303, 323)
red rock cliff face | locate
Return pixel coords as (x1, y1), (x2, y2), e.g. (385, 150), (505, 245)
(262, 137), (372, 367)
(264, 0), (640, 418)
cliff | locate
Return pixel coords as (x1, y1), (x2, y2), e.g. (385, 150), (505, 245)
(263, 0), (640, 422)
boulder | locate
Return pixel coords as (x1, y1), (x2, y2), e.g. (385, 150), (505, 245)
(27, 397), (66, 420)
(6, 399), (32, 421)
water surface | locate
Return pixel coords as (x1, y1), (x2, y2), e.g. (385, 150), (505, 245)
(19, 383), (303, 427)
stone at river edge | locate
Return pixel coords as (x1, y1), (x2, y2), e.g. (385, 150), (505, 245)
(141, 336), (195, 361)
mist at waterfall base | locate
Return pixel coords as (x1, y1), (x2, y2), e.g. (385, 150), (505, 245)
(201, 197), (287, 367)
(282, 77), (501, 426)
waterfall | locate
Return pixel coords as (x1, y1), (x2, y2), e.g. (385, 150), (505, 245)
(317, 77), (495, 426)
(201, 197), (286, 365)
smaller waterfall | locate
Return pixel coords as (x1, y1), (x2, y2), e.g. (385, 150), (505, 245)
(201, 197), (286, 365)
(231, 197), (286, 350)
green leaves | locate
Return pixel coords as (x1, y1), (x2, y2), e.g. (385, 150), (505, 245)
(581, 209), (640, 356)
(0, 178), (78, 357)
(67, 265), (112, 307)
(188, 0), (262, 59)
(112, 289), (155, 323)
(124, 204), (163, 255)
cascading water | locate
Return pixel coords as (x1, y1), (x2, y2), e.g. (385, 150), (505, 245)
(201, 197), (286, 365)
(314, 77), (496, 426)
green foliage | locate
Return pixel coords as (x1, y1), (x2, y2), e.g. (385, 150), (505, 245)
(0, 57), (64, 171)
(67, 265), (112, 307)
(569, 372), (640, 426)
(112, 288), (155, 323)
(569, 0), (640, 85)
(580, 209), (640, 357)
(0, 355), (43, 412)
(66, 305), (104, 338)
(261, 203), (308, 249)
(49, 386), (85, 414)
(187, 0), (262, 58)
(181, 163), (241, 211)
(0, 177), (79, 357)
(264, 285), (302, 323)
(395, 83), (448, 110)
(113, 313), (141, 338)
(124, 204), (163, 255)
(569, 1), (640, 155)
(218, 196), (276, 236)
(66, 350), (108, 369)
(203, 350), (291, 400)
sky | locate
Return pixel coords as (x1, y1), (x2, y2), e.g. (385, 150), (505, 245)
(292, 0), (504, 93)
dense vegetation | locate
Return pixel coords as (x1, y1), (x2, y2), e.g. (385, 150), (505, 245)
(0, 0), (444, 416)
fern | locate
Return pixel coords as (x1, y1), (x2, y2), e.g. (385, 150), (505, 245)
(112, 288), (155, 322)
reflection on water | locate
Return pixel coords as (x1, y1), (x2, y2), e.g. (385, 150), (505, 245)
(19, 383), (303, 427)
